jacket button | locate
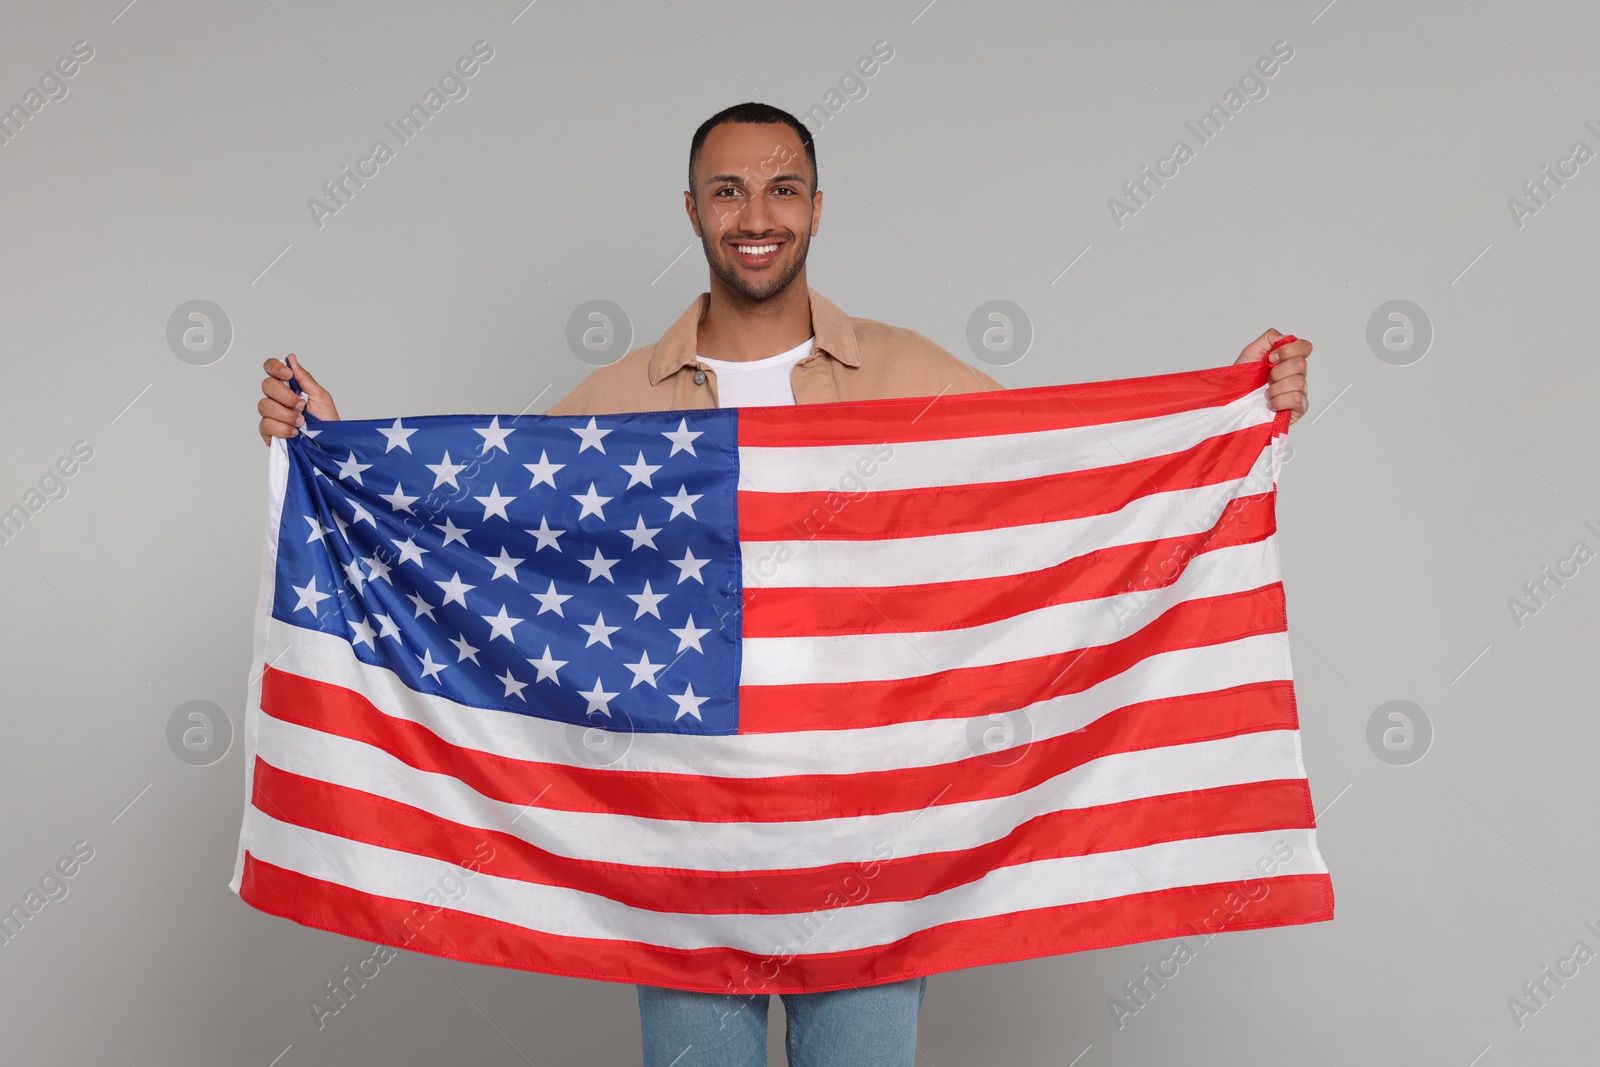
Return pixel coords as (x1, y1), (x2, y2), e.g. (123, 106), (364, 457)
(693, 369), (706, 385)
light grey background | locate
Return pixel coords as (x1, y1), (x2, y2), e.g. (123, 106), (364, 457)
(2, 0), (1596, 1064)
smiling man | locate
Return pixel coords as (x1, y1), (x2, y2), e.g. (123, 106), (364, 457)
(536, 105), (1012, 416)
(255, 101), (1311, 1067)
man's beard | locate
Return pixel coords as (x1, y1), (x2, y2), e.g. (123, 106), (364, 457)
(703, 229), (809, 303)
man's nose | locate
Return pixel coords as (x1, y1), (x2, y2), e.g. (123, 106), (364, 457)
(739, 187), (775, 233)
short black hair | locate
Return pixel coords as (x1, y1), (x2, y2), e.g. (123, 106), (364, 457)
(688, 102), (817, 195)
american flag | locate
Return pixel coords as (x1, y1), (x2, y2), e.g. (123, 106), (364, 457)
(230, 353), (1334, 993)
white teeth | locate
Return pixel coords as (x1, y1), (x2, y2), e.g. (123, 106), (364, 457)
(736, 243), (779, 256)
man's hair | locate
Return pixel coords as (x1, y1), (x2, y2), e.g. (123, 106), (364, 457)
(687, 102), (817, 195)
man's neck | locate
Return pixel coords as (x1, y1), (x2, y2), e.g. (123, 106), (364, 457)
(695, 273), (814, 362)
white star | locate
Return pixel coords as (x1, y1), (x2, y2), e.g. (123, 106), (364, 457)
(427, 450), (468, 489)
(332, 511), (350, 539)
(435, 571), (476, 607)
(391, 537), (429, 567)
(577, 677), (618, 716)
(475, 484), (514, 521)
(620, 451), (662, 488)
(433, 516), (471, 547)
(406, 591), (437, 620)
(670, 615), (711, 654)
(362, 554), (392, 585)
(579, 548), (619, 583)
(374, 613), (402, 642)
(450, 633), (481, 665)
(304, 515), (330, 542)
(300, 424), (321, 439)
(571, 482), (613, 520)
(572, 416), (611, 454)
(665, 614), (710, 655)
(670, 548), (710, 585)
(474, 416), (514, 454)
(662, 418), (703, 457)
(348, 616), (377, 649)
(531, 581), (571, 616)
(622, 650), (666, 689)
(417, 647), (449, 681)
(626, 580), (668, 620)
(669, 683), (709, 721)
(579, 612), (620, 649)
(523, 450), (564, 489)
(380, 482), (418, 513)
(481, 604), (523, 643)
(621, 515), (662, 551)
(485, 545), (524, 582)
(525, 516), (565, 552)
(496, 668), (528, 701)
(662, 485), (703, 521)
(527, 645), (567, 683)
(343, 557), (367, 593)
(350, 501), (377, 527)
(377, 418), (417, 453)
(336, 451), (372, 484)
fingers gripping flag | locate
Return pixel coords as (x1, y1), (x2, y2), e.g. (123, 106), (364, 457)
(230, 354), (1333, 994)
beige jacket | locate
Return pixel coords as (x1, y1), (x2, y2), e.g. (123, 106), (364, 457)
(543, 287), (1004, 416)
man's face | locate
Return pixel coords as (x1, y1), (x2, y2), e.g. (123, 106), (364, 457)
(686, 122), (820, 302)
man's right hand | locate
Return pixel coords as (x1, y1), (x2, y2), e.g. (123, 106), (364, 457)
(259, 353), (340, 445)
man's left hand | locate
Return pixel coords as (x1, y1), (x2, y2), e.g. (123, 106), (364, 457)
(1233, 329), (1311, 425)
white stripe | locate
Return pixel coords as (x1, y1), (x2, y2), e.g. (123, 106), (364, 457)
(262, 622), (1290, 778)
(740, 443), (1276, 589)
(253, 722), (1307, 871)
(231, 438), (291, 897)
(737, 387), (1271, 494)
(743, 534), (1281, 686)
(246, 811), (1324, 954)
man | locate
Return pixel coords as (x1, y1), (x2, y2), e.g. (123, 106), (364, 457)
(256, 102), (1311, 1066)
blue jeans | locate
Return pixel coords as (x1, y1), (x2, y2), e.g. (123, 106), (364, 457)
(636, 976), (928, 1067)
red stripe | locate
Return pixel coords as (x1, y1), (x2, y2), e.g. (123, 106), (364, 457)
(740, 583), (1288, 733)
(744, 492), (1276, 637)
(260, 663), (1297, 823)
(735, 360), (1268, 447)
(240, 855), (1333, 994)
(738, 424), (1271, 543)
(253, 762), (1315, 914)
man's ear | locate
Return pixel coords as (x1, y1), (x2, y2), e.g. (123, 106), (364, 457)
(684, 190), (703, 237)
(811, 189), (823, 237)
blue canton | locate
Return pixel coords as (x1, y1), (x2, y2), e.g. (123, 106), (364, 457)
(270, 409), (743, 735)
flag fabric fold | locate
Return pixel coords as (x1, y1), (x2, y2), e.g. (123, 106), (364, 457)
(230, 353), (1333, 994)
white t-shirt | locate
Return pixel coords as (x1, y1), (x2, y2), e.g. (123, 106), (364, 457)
(697, 336), (814, 408)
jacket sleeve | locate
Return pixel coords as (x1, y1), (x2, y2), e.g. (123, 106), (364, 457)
(905, 328), (1006, 395)
(541, 381), (587, 417)
(965, 362), (1005, 392)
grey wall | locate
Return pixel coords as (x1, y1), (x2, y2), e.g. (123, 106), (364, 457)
(2, 0), (1596, 1064)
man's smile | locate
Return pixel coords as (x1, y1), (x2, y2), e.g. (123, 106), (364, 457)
(728, 238), (786, 266)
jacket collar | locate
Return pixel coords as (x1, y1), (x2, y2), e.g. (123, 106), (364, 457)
(646, 285), (860, 386)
